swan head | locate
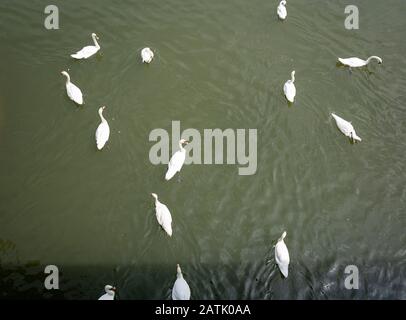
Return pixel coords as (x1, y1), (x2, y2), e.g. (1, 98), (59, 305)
(104, 285), (116, 295)
(279, 231), (287, 242)
(151, 193), (158, 200)
(180, 139), (189, 145)
(351, 131), (362, 142)
(61, 71), (69, 78)
(280, 0), (287, 5)
(99, 106), (106, 113)
(92, 33), (99, 40)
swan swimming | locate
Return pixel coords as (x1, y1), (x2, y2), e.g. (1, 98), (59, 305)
(338, 56), (382, 68)
(141, 47), (154, 63)
(165, 139), (189, 181)
(275, 231), (290, 278)
(151, 193), (173, 236)
(71, 33), (101, 59)
(331, 113), (362, 143)
(61, 71), (83, 105)
(283, 70), (296, 103)
(98, 285), (116, 300)
(172, 264), (191, 300)
(277, 0), (287, 20)
(95, 106), (110, 150)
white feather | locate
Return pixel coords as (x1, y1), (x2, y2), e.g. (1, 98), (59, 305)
(141, 47), (154, 63)
(98, 285), (115, 300)
(275, 231), (290, 278)
(165, 140), (188, 181)
(277, 1), (287, 20)
(95, 107), (110, 150)
(331, 113), (362, 142)
(61, 71), (83, 105)
(71, 33), (100, 59)
(283, 70), (296, 103)
(338, 56), (382, 68)
(151, 193), (173, 236)
(172, 264), (191, 300)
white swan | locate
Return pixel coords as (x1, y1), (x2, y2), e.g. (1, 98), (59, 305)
(172, 264), (191, 300)
(283, 70), (296, 103)
(71, 33), (101, 59)
(151, 193), (173, 236)
(98, 285), (116, 300)
(95, 106), (110, 150)
(275, 231), (290, 278)
(165, 139), (189, 181)
(61, 71), (83, 105)
(338, 56), (382, 68)
(141, 47), (154, 63)
(277, 0), (287, 20)
(331, 113), (362, 143)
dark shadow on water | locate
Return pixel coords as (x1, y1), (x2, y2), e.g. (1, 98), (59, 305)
(1, 257), (405, 300)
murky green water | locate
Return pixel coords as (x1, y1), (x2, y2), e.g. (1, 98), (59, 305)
(0, 0), (405, 299)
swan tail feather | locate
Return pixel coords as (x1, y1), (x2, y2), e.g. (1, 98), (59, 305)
(165, 168), (177, 180)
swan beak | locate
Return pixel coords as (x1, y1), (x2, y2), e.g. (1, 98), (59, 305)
(112, 287), (116, 292)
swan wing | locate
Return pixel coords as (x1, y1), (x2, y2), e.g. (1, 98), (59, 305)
(332, 113), (354, 137)
(277, 5), (287, 19)
(283, 81), (296, 102)
(275, 241), (290, 277)
(141, 49), (154, 63)
(95, 122), (110, 150)
(66, 82), (83, 105)
(338, 57), (365, 67)
(172, 278), (191, 300)
(165, 150), (186, 180)
(156, 203), (172, 236)
(98, 293), (114, 300)
(71, 45), (100, 59)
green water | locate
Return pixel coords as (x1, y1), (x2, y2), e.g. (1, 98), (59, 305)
(0, 0), (405, 299)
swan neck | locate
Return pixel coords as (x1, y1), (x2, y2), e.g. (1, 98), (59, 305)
(92, 35), (100, 48)
(366, 56), (380, 64)
(179, 141), (184, 152)
(291, 72), (295, 83)
(99, 109), (106, 123)
(64, 73), (70, 83)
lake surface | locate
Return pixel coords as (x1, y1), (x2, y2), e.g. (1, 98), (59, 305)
(0, 0), (405, 299)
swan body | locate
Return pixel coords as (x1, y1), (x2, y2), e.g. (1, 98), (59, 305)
(71, 33), (100, 59)
(165, 139), (188, 181)
(275, 231), (290, 278)
(172, 264), (191, 300)
(277, 1), (287, 20)
(95, 106), (110, 150)
(141, 47), (154, 63)
(98, 285), (116, 300)
(338, 56), (382, 68)
(283, 70), (296, 103)
(61, 71), (83, 105)
(151, 193), (173, 236)
(331, 113), (362, 142)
